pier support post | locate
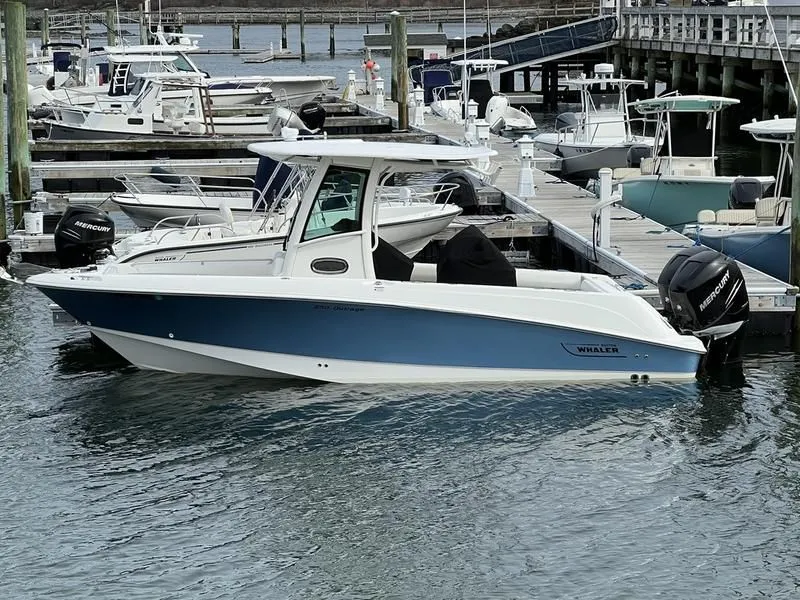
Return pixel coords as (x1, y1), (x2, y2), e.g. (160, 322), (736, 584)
(722, 61), (735, 97)
(791, 79), (800, 337)
(106, 7), (117, 46)
(541, 65), (550, 103)
(646, 56), (657, 97)
(41, 8), (49, 51)
(671, 57), (682, 92)
(5, 1), (31, 224)
(329, 24), (335, 58)
(548, 63), (558, 109)
(0, 31), (6, 239)
(385, 23), (390, 34)
(613, 50), (622, 77)
(697, 61), (708, 95)
(232, 21), (240, 50)
(300, 9), (306, 62)
(390, 11), (408, 130)
(437, 22), (443, 32)
(630, 54), (641, 80)
(499, 71), (514, 93)
(762, 69), (775, 120)
(281, 22), (288, 50)
(138, 4), (147, 44)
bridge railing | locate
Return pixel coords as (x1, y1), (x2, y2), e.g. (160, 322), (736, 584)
(619, 6), (800, 51)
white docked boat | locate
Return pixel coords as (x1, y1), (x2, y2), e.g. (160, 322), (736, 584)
(28, 31), (337, 110)
(41, 74), (324, 140)
(27, 140), (751, 383)
(426, 59), (537, 133)
(533, 63), (656, 179)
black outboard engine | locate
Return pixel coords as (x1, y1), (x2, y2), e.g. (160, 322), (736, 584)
(658, 247), (749, 369)
(54, 205), (115, 268)
(434, 171), (480, 215)
(437, 225), (516, 287)
(626, 144), (651, 168)
(728, 177), (762, 209)
(555, 112), (578, 132)
(297, 102), (326, 132)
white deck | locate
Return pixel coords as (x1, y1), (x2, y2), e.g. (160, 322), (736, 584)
(358, 98), (797, 317)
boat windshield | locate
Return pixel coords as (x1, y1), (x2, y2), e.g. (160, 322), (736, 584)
(302, 166), (369, 242)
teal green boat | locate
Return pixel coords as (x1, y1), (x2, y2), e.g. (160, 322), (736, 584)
(611, 95), (774, 228)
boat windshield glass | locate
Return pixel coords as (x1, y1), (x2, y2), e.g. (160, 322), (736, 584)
(588, 91), (623, 113)
(302, 166), (368, 242)
(171, 54), (197, 73)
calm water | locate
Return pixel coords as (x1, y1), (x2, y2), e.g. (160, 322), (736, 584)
(2, 25), (800, 599)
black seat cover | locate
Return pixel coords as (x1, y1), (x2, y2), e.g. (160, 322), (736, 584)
(373, 237), (413, 282)
(437, 225), (516, 287)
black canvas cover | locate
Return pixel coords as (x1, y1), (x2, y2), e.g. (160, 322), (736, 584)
(437, 225), (516, 287)
(373, 237), (414, 282)
(253, 156), (294, 209)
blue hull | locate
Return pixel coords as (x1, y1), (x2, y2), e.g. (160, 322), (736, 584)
(695, 228), (790, 282)
(620, 178), (733, 228)
(36, 287), (702, 377)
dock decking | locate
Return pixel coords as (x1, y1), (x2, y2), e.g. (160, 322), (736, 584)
(358, 97), (797, 331)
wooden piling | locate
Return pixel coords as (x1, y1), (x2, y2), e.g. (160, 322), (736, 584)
(40, 8), (49, 50)
(106, 7), (117, 46)
(671, 57), (682, 91)
(139, 3), (147, 45)
(281, 22), (287, 50)
(762, 69), (775, 120)
(0, 29), (6, 239)
(329, 23), (335, 58)
(791, 78), (800, 338)
(232, 21), (240, 50)
(80, 12), (88, 47)
(697, 61), (708, 95)
(4, 1), (31, 224)
(646, 56), (657, 97)
(548, 63), (558, 109)
(300, 9), (306, 62)
(390, 12), (408, 130)
(722, 62), (735, 98)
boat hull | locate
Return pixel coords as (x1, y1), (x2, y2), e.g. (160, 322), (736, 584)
(686, 225), (789, 282)
(619, 176), (738, 228)
(32, 287), (703, 383)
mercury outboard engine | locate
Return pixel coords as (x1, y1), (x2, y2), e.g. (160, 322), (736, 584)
(54, 205), (115, 268)
(728, 177), (762, 209)
(658, 247), (749, 369)
(626, 144), (651, 168)
(297, 102), (326, 132)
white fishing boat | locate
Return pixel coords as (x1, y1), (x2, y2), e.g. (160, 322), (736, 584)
(41, 74), (324, 140)
(533, 63), (656, 179)
(683, 117), (793, 282)
(27, 140), (751, 383)
(612, 94), (775, 228)
(426, 59), (537, 133)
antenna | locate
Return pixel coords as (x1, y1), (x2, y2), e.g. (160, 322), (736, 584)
(486, 0), (492, 60)
(764, 3), (798, 108)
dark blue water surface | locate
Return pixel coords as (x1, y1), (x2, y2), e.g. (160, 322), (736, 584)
(2, 23), (800, 600)
(2, 277), (800, 599)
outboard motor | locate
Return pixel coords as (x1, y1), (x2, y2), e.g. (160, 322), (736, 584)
(297, 102), (326, 132)
(54, 205), (115, 268)
(728, 177), (762, 209)
(434, 171), (480, 215)
(658, 247), (749, 369)
(555, 112), (578, 132)
(626, 144), (651, 168)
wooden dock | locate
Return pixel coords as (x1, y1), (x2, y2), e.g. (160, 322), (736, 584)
(358, 98), (797, 334)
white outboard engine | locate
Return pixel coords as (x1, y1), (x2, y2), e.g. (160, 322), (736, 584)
(54, 205), (115, 268)
(658, 246), (749, 369)
(728, 177), (762, 209)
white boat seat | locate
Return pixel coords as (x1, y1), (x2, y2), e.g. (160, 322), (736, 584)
(754, 196), (789, 225)
(713, 209), (756, 225)
(613, 167), (642, 180)
(697, 209), (716, 224)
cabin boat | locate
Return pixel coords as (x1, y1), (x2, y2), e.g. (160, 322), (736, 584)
(682, 117), (793, 282)
(533, 63), (656, 179)
(27, 140), (753, 383)
(612, 94), (775, 228)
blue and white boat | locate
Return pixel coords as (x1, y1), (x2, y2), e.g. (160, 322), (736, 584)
(613, 95), (775, 228)
(683, 117), (793, 282)
(27, 139), (750, 383)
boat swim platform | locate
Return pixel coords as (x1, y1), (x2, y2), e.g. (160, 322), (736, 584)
(357, 98), (797, 334)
